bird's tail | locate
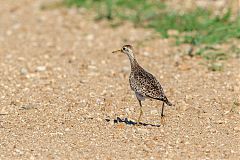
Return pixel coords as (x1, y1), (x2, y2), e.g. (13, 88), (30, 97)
(163, 97), (172, 106)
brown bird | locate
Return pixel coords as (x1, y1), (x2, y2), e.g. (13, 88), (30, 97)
(112, 45), (172, 124)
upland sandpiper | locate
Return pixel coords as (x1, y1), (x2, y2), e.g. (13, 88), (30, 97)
(112, 45), (172, 124)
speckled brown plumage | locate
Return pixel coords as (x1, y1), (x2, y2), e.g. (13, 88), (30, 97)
(112, 44), (172, 124)
(129, 63), (172, 106)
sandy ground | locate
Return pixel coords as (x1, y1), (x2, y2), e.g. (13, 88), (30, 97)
(0, 0), (240, 159)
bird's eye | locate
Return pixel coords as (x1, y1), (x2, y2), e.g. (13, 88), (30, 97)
(123, 47), (126, 51)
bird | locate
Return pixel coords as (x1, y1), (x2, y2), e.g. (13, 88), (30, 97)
(112, 44), (172, 125)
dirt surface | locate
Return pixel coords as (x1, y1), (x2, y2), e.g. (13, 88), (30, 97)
(0, 0), (240, 159)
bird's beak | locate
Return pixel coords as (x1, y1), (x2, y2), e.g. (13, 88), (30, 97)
(112, 49), (121, 53)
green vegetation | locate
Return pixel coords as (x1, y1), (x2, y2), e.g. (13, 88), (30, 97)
(64, 0), (240, 45)
(63, 0), (240, 71)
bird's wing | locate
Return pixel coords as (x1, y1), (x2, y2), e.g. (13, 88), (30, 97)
(131, 69), (165, 100)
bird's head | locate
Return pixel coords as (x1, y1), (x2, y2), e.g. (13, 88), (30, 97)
(112, 45), (134, 57)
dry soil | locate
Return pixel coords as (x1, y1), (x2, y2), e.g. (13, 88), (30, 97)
(0, 0), (240, 159)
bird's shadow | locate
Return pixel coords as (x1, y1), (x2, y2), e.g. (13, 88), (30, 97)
(105, 117), (161, 127)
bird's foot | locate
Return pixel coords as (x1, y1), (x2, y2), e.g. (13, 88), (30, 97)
(136, 123), (141, 126)
(136, 120), (141, 126)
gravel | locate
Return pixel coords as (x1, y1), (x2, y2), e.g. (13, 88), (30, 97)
(0, 0), (239, 159)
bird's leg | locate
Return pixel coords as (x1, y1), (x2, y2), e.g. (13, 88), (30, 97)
(137, 99), (143, 125)
(161, 102), (165, 117)
(160, 102), (165, 125)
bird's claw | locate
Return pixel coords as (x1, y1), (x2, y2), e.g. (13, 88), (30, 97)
(136, 120), (141, 126)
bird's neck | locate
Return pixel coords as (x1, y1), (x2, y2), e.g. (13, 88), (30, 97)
(127, 53), (139, 70)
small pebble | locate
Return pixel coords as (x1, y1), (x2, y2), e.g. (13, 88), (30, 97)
(150, 109), (158, 115)
(234, 127), (240, 132)
(65, 128), (70, 132)
(143, 51), (150, 56)
(36, 66), (46, 72)
(86, 34), (94, 41)
(20, 68), (28, 75)
(125, 108), (132, 114)
(137, 128), (149, 134)
(0, 106), (8, 115)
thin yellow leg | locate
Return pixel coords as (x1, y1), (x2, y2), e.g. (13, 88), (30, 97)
(137, 107), (143, 124)
(160, 102), (165, 125)
(161, 102), (165, 117)
(137, 100), (143, 125)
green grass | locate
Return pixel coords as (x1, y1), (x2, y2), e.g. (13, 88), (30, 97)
(64, 0), (240, 46)
(63, 0), (240, 71)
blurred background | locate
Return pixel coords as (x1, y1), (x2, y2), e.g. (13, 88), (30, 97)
(41, 0), (240, 71)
